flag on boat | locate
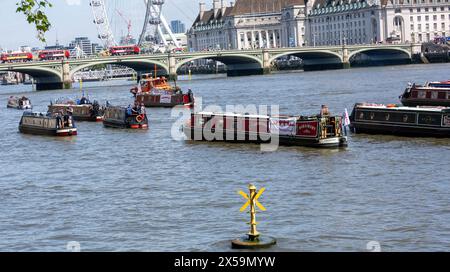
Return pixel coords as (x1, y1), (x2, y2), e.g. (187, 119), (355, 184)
(343, 108), (351, 127)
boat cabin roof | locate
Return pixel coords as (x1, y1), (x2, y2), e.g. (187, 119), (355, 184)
(355, 103), (450, 113)
(195, 112), (271, 119)
(194, 112), (321, 120)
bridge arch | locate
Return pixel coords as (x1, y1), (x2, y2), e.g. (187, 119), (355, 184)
(269, 50), (343, 64)
(2, 66), (62, 82)
(348, 47), (412, 60)
(269, 49), (344, 71)
(69, 59), (170, 79)
(174, 53), (264, 73)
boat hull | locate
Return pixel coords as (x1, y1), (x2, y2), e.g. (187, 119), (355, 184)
(7, 104), (32, 110)
(350, 122), (450, 137)
(136, 93), (193, 108)
(350, 104), (450, 137)
(183, 126), (347, 148)
(19, 126), (77, 137)
(401, 98), (450, 107)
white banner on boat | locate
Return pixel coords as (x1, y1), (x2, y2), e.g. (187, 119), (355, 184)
(269, 118), (297, 136)
(160, 95), (172, 104)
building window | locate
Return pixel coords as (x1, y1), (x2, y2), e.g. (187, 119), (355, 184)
(411, 24), (414, 31)
(418, 16), (421, 22)
(410, 16), (414, 22)
(433, 15), (437, 21)
(425, 15), (429, 21)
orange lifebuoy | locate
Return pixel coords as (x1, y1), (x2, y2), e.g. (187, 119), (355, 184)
(387, 104), (397, 108)
(136, 114), (144, 123)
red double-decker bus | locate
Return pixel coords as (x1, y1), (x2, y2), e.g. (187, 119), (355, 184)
(0, 52), (33, 63)
(38, 50), (70, 61)
(109, 45), (140, 56)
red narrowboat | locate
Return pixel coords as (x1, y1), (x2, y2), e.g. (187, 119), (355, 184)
(183, 112), (347, 148)
(401, 82), (450, 107)
(132, 75), (194, 108)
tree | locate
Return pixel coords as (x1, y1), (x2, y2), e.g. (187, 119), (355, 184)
(16, 0), (53, 42)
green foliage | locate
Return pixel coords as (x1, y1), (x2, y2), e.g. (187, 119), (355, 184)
(16, 0), (53, 42)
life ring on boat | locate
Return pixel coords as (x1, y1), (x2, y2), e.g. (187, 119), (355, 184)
(386, 104), (397, 108)
(136, 114), (144, 123)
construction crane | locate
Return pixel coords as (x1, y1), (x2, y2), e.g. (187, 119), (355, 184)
(115, 9), (133, 45)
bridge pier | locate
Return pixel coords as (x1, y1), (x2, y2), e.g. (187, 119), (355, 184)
(62, 62), (73, 89)
(35, 82), (64, 91)
(227, 63), (268, 77)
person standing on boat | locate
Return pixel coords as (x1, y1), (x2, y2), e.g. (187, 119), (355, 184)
(188, 89), (194, 103)
(126, 105), (133, 117)
(320, 105), (330, 117)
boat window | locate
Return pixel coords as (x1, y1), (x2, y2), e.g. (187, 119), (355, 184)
(438, 92), (446, 99)
(431, 92), (438, 99)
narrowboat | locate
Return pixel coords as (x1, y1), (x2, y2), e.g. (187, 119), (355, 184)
(48, 97), (104, 122)
(401, 82), (450, 107)
(183, 111), (348, 148)
(19, 112), (77, 137)
(131, 76), (194, 108)
(7, 96), (32, 110)
(350, 103), (450, 137)
(103, 104), (149, 129)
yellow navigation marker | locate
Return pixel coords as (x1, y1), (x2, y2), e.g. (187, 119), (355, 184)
(238, 184), (266, 239)
(232, 184), (276, 249)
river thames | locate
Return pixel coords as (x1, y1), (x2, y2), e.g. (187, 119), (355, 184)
(1, 63), (449, 252)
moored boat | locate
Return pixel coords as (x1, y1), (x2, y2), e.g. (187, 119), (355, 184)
(19, 112), (77, 137)
(183, 111), (348, 148)
(103, 104), (149, 129)
(401, 82), (450, 107)
(350, 103), (450, 137)
(7, 96), (32, 110)
(48, 97), (104, 122)
(131, 75), (194, 108)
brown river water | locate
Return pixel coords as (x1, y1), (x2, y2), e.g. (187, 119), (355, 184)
(0, 63), (449, 251)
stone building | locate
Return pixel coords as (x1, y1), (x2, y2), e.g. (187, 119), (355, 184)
(187, 0), (450, 50)
(309, 0), (450, 46)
